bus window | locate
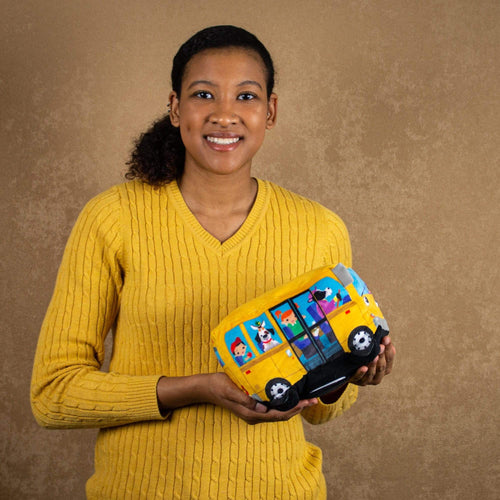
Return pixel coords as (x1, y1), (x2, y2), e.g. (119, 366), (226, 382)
(348, 268), (370, 296)
(291, 284), (344, 361)
(271, 304), (305, 339)
(310, 322), (342, 359)
(293, 291), (325, 327)
(290, 333), (323, 370)
(308, 277), (351, 316)
(271, 302), (323, 369)
(243, 314), (282, 354)
(224, 327), (255, 367)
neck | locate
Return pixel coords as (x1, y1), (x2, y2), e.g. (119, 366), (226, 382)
(176, 168), (259, 243)
(178, 169), (257, 217)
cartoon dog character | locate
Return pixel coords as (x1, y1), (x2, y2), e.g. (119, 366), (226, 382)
(308, 287), (344, 314)
(309, 287), (333, 302)
(251, 320), (280, 352)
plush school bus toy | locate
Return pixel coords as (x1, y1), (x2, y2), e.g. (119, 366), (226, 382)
(211, 264), (389, 411)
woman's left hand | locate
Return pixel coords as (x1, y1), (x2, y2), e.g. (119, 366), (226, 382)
(350, 335), (396, 386)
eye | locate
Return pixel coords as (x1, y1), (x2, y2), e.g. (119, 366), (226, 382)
(237, 92), (257, 101)
(193, 90), (213, 99)
(363, 296), (370, 306)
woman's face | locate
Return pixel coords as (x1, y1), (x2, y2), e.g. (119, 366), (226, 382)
(169, 48), (277, 179)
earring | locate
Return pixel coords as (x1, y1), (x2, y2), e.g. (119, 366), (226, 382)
(167, 103), (172, 115)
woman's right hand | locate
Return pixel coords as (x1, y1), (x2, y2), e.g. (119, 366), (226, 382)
(156, 372), (317, 425)
(203, 373), (318, 425)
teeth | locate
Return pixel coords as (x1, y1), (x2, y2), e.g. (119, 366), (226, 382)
(207, 136), (240, 145)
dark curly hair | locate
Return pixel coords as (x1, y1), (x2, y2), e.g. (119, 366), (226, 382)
(125, 25), (276, 186)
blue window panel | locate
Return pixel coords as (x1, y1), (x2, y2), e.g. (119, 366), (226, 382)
(348, 268), (370, 296)
(243, 313), (282, 354)
(308, 277), (351, 315)
(224, 326), (255, 367)
(271, 303), (305, 339)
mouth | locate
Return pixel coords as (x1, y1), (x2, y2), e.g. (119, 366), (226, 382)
(205, 135), (241, 145)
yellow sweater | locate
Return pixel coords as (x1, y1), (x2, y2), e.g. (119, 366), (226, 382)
(31, 179), (358, 500)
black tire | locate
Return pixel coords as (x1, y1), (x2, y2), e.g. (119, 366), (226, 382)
(348, 326), (374, 356)
(265, 378), (300, 411)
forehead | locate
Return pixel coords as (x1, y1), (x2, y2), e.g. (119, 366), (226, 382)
(182, 48), (267, 88)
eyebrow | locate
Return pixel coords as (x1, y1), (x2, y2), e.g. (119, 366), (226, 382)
(237, 80), (263, 90)
(187, 79), (263, 90)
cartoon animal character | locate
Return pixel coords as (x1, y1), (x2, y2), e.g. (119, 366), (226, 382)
(230, 337), (253, 366)
(308, 287), (344, 314)
(251, 320), (280, 352)
(310, 287), (333, 302)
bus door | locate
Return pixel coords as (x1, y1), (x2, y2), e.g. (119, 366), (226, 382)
(271, 281), (348, 368)
(271, 299), (324, 371)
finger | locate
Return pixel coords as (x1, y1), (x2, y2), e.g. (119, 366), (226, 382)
(363, 356), (379, 384)
(256, 399), (317, 423)
(253, 402), (268, 413)
(384, 342), (396, 375)
(372, 355), (387, 385)
(246, 407), (298, 424)
(349, 365), (368, 385)
(382, 335), (392, 346)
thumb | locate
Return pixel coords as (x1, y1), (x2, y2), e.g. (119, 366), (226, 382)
(253, 401), (268, 413)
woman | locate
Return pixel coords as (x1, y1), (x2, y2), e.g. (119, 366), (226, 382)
(31, 25), (395, 499)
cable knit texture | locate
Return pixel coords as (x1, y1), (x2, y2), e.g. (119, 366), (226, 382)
(31, 178), (358, 500)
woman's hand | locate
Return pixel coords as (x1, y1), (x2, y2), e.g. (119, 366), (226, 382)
(156, 372), (317, 425)
(349, 335), (396, 386)
(201, 373), (318, 425)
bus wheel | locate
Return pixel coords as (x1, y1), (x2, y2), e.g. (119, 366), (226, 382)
(265, 378), (299, 411)
(348, 326), (374, 356)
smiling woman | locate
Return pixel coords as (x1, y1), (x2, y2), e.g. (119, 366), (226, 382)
(169, 48), (277, 182)
(30, 25), (395, 500)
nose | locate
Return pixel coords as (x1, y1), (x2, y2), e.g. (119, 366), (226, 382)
(208, 100), (238, 126)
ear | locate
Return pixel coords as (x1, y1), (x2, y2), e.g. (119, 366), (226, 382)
(266, 93), (278, 130)
(168, 91), (180, 128)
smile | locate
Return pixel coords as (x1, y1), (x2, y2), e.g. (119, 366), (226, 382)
(206, 136), (241, 145)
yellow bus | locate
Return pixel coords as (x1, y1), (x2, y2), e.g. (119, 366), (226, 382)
(211, 263), (389, 411)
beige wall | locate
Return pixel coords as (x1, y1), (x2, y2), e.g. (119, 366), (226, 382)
(2, 1), (499, 498)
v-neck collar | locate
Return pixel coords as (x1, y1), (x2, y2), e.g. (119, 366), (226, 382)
(167, 178), (269, 255)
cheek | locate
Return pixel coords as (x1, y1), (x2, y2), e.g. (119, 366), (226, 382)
(247, 122), (267, 146)
(179, 123), (196, 148)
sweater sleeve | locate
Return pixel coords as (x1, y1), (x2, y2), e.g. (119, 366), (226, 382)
(301, 205), (357, 424)
(30, 187), (165, 429)
(320, 205), (352, 269)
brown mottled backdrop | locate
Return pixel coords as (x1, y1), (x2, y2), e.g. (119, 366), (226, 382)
(1, 1), (498, 498)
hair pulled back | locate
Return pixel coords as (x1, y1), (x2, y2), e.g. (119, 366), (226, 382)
(125, 25), (275, 186)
